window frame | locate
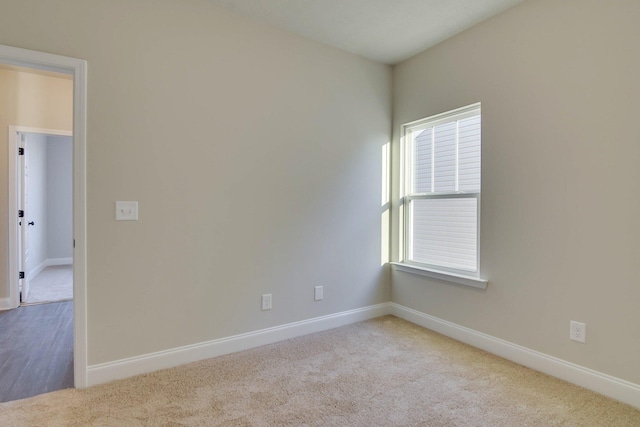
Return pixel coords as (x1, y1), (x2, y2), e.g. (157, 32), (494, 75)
(399, 103), (483, 281)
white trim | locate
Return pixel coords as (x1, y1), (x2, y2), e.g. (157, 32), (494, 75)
(391, 262), (487, 289)
(46, 257), (73, 266)
(403, 102), (482, 130)
(72, 51), (89, 390)
(390, 303), (640, 410)
(0, 298), (12, 311)
(8, 127), (20, 309)
(9, 126), (72, 137)
(28, 257), (74, 280)
(87, 303), (392, 386)
(0, 44), (88, 389)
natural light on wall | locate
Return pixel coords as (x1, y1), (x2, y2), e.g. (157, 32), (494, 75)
(381, 142), (390, 266)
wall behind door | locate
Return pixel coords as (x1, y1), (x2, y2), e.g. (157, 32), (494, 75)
(46, 135), (73, 260)
(0, 68), (73, 300)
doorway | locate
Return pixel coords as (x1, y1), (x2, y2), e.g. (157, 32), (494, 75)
(14, 130), (73, 306)
(0, 44), (88, 392)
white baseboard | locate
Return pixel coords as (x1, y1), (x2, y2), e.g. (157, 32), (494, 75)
(85, 301), (640, 409)
(26, 257), (70, 284)
(87, 302), (392, 386)
(0, 298), (13, 311)
(390, 303), (640, 410)
(46, 257), (73, 266)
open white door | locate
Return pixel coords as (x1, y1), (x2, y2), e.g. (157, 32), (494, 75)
(18, 132), (32, 303)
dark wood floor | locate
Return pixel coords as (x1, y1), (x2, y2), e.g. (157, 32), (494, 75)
(0, 301), (73, 402)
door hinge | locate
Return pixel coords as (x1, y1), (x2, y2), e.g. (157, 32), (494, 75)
(18, 147), (24, 155)
(19, 271), (25, 279)
(18, 210), (24, 218)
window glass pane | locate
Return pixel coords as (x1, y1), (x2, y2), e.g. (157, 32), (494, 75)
(413, 128), (432, 193)
(410, 198), (477, 271)
(458, 115), (481, 192)
(433, 122), (456, 192)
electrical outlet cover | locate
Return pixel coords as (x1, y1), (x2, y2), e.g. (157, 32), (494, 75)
(570, 321), (586, 343)
(261, 294), (272, 311)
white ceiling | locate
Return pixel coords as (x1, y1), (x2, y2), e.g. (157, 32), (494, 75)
(208, 0), (525, 64)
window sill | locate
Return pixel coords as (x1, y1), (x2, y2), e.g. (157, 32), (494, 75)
(390, 262), (488, 290)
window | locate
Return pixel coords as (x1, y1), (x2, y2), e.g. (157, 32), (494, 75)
(401, 103), (481, 277)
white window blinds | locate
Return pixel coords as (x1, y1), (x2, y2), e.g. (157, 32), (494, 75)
(410, 198), (478, 271)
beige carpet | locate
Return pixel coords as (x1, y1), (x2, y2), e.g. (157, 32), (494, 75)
(1, 316), (638, 426)
(25, 265), (73, 304)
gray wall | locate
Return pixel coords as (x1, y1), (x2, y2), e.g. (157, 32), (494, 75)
(46, 135), (73, 259)
(0, 0), (392, 365)
(391, 0), (640, 385)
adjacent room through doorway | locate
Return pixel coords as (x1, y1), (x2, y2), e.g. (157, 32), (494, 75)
(0, 63), (75, 402)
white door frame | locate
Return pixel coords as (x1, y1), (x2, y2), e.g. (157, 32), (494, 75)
(1, 44), (88, 388)
(9, 126), (73, 303)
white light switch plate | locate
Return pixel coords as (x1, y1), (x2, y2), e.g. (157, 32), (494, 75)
(115, 201), (138, 220)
